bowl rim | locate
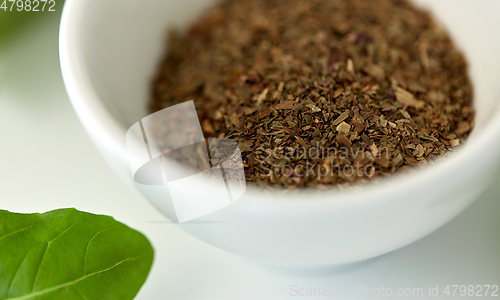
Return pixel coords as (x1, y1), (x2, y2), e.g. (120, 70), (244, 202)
(59, 0), (500, 207)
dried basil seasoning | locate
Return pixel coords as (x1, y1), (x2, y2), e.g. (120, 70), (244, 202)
(151, 0), (474, 188)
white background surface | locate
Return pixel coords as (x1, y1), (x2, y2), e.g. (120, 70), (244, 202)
(0, 12), (499, 300)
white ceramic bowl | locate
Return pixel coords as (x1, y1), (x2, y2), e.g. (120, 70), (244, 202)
(60, 0), (500, 267)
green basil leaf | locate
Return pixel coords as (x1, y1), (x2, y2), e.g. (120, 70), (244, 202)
(0, 208), (154, 300)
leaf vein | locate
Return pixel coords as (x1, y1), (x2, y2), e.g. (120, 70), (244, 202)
(30, 218), (85, 292)
(30, 243), (48, 293)
(83, 227), (117, 276)
(73, 285), (89, 300)
(0, 222), (42, 243)
(7, 249), (33, 296)
(6, 253), (150, 300)
(48, 219), (85, 245)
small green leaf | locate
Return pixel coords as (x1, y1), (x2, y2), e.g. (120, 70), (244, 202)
(0, 208), (154, 300)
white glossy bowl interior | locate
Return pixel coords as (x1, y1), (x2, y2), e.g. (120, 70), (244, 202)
(60, 0), (500, 266)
